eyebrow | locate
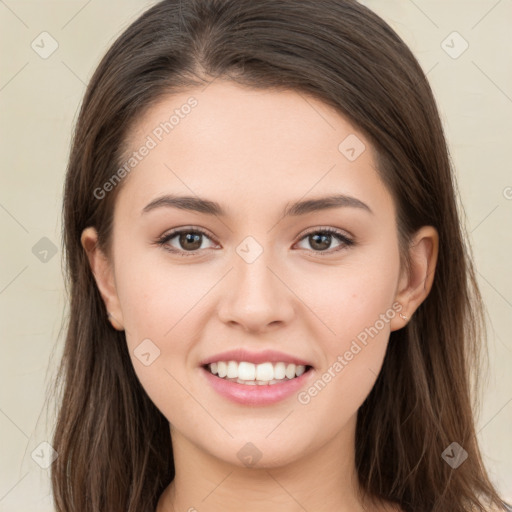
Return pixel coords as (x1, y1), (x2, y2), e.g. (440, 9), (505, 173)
(141, 193), (373, 217)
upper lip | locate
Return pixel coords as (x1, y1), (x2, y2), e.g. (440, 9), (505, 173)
(200, 349), (313, 368)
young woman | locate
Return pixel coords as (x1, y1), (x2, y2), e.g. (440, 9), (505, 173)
(50, 0), (511, 511)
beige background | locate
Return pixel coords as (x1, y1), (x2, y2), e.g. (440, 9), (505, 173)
(0, 1), (511, 510)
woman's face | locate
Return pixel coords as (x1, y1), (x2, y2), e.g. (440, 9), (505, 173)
(91, 81), (411, 468)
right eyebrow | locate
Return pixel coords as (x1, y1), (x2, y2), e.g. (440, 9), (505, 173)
(141, 195), (226, 216)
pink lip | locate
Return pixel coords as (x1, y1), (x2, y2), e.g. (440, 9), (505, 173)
(200, 366), (315, 406)
(199, 348), (313, 367)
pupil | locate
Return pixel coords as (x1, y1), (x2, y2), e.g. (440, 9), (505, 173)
(310, 233), (331, 251)
(180, 232), (202, 250)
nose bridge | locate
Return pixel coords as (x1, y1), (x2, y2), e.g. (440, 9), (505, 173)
(235, 247), (276, 297)
(217, 235), (294, 330)
(233, 237), (282, 306)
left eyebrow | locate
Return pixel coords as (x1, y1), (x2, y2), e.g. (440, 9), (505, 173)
(282, 194), (373, 216)
(140, 193), (373, 217)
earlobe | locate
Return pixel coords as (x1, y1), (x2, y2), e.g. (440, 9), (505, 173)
(80, 227), (125, 331)
(390, 226), (439, 331)
(107, 311), (124, 331)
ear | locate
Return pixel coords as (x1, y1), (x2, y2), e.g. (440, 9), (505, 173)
(80, 227), (124, 331)
(390, 225), (439, 331)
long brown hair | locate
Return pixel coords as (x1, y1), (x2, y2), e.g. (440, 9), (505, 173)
(50, 1), (510, 510)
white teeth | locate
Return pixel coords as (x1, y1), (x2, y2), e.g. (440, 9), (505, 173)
(285, 363), (296, 379)
(207, 360), (310, 384)
(274, 362), (286, 380)
(217, 361), (227, 378)
(226, 361), (238, 378)
(255, 362), (274, 381)
(238, 362), (256, 380)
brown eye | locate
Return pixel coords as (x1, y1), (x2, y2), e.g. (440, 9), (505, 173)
(296, 228), (354, 254)
(178, 232), (203, 251)
(157, 228), (217, 256)
(308, 233), (333, 251)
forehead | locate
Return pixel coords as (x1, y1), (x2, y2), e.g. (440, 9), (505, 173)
(116, 80), (392, 219)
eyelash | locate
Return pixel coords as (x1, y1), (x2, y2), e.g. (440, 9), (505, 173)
(155, 226), (355, 257)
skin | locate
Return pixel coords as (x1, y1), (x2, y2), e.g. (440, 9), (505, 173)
(81, 80), (438, 512)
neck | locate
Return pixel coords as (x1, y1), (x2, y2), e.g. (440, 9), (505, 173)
(157, 415), (389, 512)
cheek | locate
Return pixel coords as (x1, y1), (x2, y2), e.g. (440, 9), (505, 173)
(305, 235), (400, 345)
(296, 284), (397, 444)
(114, 246), (210, 343)
(116, 263), (204, 424)
(112, 247), (204, 398)
(299, 238), (400, 410)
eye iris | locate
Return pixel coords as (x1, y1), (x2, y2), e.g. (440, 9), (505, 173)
(169, 230), (342, 253)
(310, 233), (332, 251)
(180, 232), (202, 250)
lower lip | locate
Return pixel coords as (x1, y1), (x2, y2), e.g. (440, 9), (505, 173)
(200, 366), (314, 406)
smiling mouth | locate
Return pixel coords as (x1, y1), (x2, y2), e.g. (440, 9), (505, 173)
(203, 361), (314, 386)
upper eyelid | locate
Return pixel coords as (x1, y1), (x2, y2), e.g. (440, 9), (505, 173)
(160, 225), (352, 238)
(161, 226), (219, 244)
(299, 226), (353, 239)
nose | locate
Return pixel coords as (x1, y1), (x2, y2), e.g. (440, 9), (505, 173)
(216, 249), (295, 333)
